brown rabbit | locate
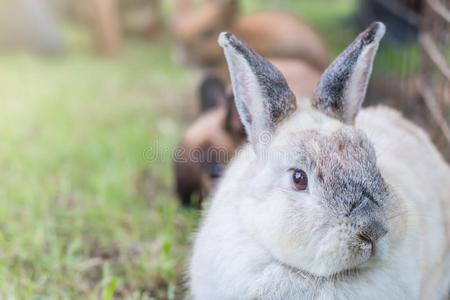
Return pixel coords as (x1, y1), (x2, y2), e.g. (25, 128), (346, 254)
(174, 58), (321, 207)
(174, 75), (244, 207)
(172, 0), (327, 81)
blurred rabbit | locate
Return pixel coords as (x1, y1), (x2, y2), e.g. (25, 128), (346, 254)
(198, 74), (229, 112)
(174, 59), (321, 208)
(172, 0), (327, 82)
(190, 23), (450, 299)
(174, 75), (245, 208)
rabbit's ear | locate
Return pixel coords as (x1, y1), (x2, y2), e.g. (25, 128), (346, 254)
(313, 22), (385, 124)
(199, 74), (227, 112)
(224, 95), (245, 139)
(218, 32), (296, 155)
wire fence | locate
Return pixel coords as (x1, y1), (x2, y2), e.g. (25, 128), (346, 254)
(418, 0), (450, 160)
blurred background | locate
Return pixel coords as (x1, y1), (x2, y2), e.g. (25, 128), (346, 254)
(0, 0), (448, 299)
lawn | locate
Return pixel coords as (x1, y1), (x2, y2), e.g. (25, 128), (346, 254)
(0, 0), (422, 299)
(0, 28), (198, 299)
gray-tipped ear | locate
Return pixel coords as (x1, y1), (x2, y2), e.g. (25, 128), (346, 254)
(218, 32), (296, 155)
(313, 22), (385, 124)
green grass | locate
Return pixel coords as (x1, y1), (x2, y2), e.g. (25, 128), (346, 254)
(0, 27), (198, 299)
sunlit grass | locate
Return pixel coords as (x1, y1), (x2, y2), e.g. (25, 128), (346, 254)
(0, 26), (198, 299)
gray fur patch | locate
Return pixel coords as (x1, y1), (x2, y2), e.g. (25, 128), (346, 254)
(292, 128), (389, 226)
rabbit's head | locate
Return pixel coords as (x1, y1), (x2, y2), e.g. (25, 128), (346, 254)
(219, 22), (399, 278)
(173, 0), (238, 66)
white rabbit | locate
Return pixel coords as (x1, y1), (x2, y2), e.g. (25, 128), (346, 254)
(189, 22), (450, 300)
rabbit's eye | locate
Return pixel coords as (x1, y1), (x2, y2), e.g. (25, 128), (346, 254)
(292, 169), (308, 191)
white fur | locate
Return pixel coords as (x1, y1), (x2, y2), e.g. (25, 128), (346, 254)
(189, 104), (450, 299)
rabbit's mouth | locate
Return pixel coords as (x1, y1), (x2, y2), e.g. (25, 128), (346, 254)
(281, 260), (367, 282)
(307, 266), (364, 282)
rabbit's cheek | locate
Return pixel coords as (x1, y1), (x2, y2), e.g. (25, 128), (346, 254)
(238, 192), (290, 247)
(300, 228), (371, 276)
(239, 194), (326, 272)
(272, 222), (387, 277)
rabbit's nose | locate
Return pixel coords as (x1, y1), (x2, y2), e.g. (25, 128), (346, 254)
(357, 220), (388, 257)
(357, 231), (375, 256)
